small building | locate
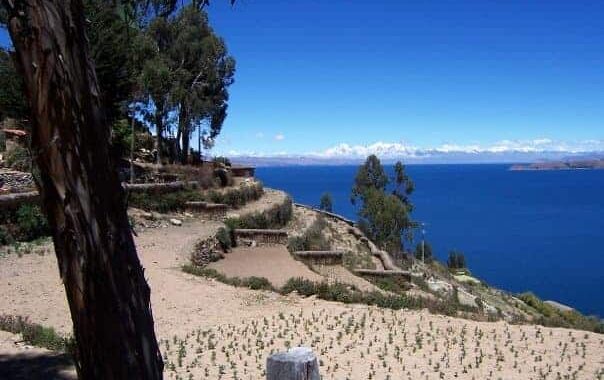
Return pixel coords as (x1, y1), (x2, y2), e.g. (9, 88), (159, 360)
(231, 165), (255, 178)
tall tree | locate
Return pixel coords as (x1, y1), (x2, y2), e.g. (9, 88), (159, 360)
(139, 4), (235, 164)
(1, 1), (163, 378)
(351, 155), (415, 256)
(0, 48), (28, 121)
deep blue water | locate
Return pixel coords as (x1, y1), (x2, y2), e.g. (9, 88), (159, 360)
(257, 164), (604, 317)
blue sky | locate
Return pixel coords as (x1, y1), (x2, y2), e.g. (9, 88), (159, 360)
(2, 1), (603, 158)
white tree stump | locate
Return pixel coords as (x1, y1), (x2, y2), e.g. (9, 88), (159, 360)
(266, 347), (320, 380)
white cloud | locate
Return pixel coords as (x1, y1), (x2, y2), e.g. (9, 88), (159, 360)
(274, 133), (285, 141)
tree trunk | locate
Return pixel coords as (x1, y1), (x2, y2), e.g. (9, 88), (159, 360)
(178, 105), (190, 164)
(155, 112), (163, 165)
(2, 1), (164, 379)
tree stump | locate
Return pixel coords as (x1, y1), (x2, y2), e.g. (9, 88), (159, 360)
(266, 347), (320, 380)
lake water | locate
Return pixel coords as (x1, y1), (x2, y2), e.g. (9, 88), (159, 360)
(256, 164), (604, 317)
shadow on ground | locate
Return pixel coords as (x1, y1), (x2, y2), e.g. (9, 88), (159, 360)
(0, 352), (76, 380)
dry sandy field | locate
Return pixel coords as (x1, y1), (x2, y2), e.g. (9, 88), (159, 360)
(1, 192), (603, 379)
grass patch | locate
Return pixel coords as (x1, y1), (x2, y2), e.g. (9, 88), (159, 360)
(225, 197), (293, 231)
(0, 315), (74, 352)
(287, 215), (330, 252)
(0, 204), (50, 246)
(128, 182), (264, 213)
(182, 265), (275, 291)
(518, 292), (604, 333)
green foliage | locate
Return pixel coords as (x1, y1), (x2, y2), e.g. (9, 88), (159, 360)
(0, 48), (28, 120)
(207, 182), (264, 209)
(215, 227), (232, 252)
(280, 278), (422, 310)
(226, 197), (293, 230)
(0, 226), (14, 246)
(0, 204), (49, 244)
(393, 161), (414, 211)
(447, 250), (466, 270)
(351, 154), (388, 205)
(319, 192), (333, 212)
(358, 188), (410, 255)
(287, 215), (329, 252)
(0, 130), (6, 152)
(138, 4), (236, 163)
(182, 265), (274, 291)
(16, 204), (49, 241)
(518, 292), (604, 333)
(4, 145), (32, 172)
(351, 156), (414, 255)
(414, 241), (433, 263)
(128, 188), (205, 213)
(0, 315), (74, 352)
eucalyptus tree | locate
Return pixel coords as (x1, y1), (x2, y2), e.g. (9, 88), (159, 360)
(139, 4), (235, 164)
(351, 155), (415, 256)
(171, 4), (235, 163)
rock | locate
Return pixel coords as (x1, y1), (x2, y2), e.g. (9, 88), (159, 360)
(266, 347), (320, 380)
(170, 218), (182, 226)
(457, 288), (478, 308)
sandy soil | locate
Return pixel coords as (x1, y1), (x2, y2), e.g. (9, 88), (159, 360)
(208, 246), (324, 288)
(1, 191), (603, 379)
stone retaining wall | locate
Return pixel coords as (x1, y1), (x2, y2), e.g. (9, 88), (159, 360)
(354, 269), (411, 282)
(233, 229), (288, 246)
(293, 251), (344, 265)
(185, 201), (228, 221)
(0, 170), (36, 193)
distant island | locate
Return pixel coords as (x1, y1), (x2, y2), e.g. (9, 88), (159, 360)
(510, 159), (604, 171)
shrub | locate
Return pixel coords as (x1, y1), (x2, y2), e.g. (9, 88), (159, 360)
(216, 227), (232, 252)
(287, 215), (329, 252)
(16, 204), (49, 241)
(414, 241), (433, 263)
(447, 249), (466, 270)
(0, 130), (6, 152)
(227, 197), (293, 230)
(0, 226), (14, 246)
(242, 276), (273, 291)
(128, 188), (204, 213)
(319, 192), (333, 212)
(0, 315), (73, 352)
(182, 265), (274, 291)
(5, 145), (32, 172)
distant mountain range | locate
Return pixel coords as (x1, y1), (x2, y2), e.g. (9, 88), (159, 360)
(232, 152), (604, 167)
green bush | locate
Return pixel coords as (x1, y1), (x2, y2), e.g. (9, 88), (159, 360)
(280, 277), (422, 310)
(0, 315), (73, 352)
(16, 204), (49, 241)
(287, 215), (329, 252)
(216, 227), (232, 252)
(0, 226), (14, 246)
(227, 197), (293, 230)
(182, 265), (274, 291)
(0, 130), (6, 152)
(128, 188), (204, 213)
(242, 276), (273, 291)
(5, 145), (32, 172)
(518, 292), (604, 333)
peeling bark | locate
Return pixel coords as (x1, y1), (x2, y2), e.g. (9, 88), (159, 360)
(2, 1), (163, 378)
